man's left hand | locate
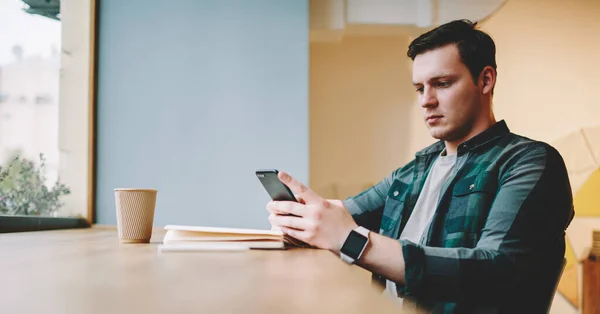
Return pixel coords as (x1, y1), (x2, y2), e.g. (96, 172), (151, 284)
(265, 171), (358, 252)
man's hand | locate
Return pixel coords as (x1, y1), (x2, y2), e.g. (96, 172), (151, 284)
(266, 171), (358, 252)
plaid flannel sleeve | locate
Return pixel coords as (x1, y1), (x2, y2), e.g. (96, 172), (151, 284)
(342, 173), (394, 232)
(399, 143), (574, 303)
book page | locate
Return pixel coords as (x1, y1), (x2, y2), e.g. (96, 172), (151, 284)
(164, 225), (284, 236)
(164, 230), (283, 243)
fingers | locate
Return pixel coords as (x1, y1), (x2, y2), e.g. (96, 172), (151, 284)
(269, 213), (312, 231)
(266, 200), (305, 216)
(268, 213), (281, 228)
(280, 227), (310, 244)
(278, 171), (322, 204)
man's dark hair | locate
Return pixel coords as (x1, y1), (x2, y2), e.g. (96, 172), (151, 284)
(407, 19), (497, 83)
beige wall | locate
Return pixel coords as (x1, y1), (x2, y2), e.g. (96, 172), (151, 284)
(310, 0), (600, 313)
(481, 0), (600, 143)
(310, 36), (421, 199)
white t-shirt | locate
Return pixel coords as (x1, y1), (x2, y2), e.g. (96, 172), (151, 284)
(386, 152), (456, 302)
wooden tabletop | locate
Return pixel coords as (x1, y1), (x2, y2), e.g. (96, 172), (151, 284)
(0, 226), (413, 314)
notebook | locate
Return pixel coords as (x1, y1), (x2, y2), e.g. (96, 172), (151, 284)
(158, 224), (309, 252)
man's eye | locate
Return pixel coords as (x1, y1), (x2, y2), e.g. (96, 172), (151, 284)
(415, 87), (424, 93)
(436, 81), (450, 88)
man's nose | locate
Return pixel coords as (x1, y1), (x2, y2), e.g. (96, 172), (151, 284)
(420, 87), (438, 108)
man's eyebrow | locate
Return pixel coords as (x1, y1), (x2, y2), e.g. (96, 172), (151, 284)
(413, 74), (456, 86)
(430, 74), (456, 82)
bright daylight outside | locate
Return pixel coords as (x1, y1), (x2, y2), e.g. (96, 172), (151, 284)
(0, 0), (86, 219)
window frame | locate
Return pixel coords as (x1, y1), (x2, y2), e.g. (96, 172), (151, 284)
(0, 0), (97, 232)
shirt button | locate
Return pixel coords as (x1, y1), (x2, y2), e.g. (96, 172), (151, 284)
(469, 184), (475, 190)
(393, 191), (399, 197)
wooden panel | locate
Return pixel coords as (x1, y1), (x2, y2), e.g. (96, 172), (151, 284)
(583, 258), (600, 314)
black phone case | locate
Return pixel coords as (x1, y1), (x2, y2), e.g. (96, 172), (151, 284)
(255, 169), (297, 202)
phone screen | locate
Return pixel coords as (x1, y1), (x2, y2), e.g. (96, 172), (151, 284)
(255, 169), (298, 202)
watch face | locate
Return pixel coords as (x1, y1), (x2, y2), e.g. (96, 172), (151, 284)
(341, 230), (368, 258)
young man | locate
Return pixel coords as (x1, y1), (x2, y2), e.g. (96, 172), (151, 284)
(266, 20), (574, 313)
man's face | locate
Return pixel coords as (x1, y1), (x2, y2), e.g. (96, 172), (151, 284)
(412, 44), (482, 143)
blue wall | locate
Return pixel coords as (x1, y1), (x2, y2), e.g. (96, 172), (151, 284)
(96, 0), (309, 228)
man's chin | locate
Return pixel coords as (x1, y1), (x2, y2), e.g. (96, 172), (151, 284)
(427, 128), (446, 140)
(429, 130), (465, 143)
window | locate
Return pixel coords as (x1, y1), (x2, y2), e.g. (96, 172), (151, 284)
(35, 94), (53, 105)
(0, 0), (95, 232)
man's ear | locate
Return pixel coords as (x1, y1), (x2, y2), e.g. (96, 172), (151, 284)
(480, 66), (497, 95)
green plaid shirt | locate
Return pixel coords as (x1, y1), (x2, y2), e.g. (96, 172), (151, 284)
(343, 120), (574, 313)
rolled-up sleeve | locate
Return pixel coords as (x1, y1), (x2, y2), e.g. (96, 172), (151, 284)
(399, 143), (574, 303)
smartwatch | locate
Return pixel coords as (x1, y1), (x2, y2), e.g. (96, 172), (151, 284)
(340, 226), (370, 264)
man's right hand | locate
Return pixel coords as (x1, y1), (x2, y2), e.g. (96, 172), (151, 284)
(268, 198), (344, 228)
(265, 171), (358, 252)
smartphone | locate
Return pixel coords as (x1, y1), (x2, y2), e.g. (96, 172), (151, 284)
(255, 169), (298, 202)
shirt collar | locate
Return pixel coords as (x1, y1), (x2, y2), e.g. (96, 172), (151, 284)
(416, 120), (510, 157)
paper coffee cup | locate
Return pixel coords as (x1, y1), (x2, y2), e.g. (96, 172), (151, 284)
(114, 188), (158, 243)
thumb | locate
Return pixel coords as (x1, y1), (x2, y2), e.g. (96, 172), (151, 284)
(278, 171), (322, 204)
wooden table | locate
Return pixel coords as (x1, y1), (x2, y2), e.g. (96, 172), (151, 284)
(0, 226), (412, 314)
